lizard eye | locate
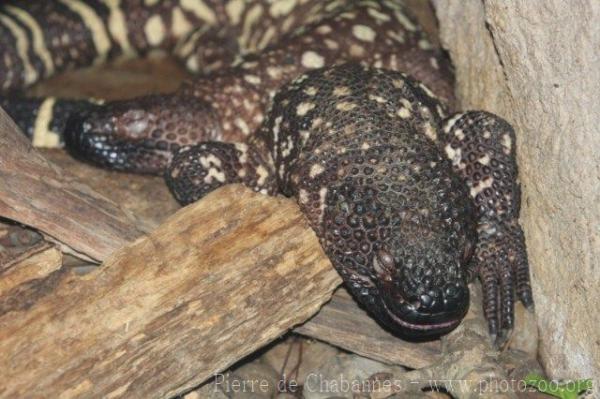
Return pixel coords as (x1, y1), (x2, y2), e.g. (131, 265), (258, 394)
(373, 249), (395, 281)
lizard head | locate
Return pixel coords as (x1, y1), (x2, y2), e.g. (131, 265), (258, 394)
(370, 224), (472, 338)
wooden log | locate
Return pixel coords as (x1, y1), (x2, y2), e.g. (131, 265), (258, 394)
(0, 107), (142, 261)
(295, 289), (441, 369)
(0, 185), (341, 398)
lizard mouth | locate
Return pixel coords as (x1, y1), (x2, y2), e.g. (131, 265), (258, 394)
(381, 298), (463, 333)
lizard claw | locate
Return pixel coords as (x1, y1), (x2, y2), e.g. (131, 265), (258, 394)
(477, 220), (532, 348)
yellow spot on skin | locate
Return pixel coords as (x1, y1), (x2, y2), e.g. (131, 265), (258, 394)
(368, 7), (391, 21)
(58, 0), (111, 63)
(309, 163), (325, 178)
(502, 133), (512, 154)
(281, 14), (296, 32)
(186, 56), (199, 72)
(235, 143), (248, 163)
(316, 25), (332, 34)
(311, 117), (323, 129)
(361, 142), (370, 150)
(272, 116), (283, 146)
(200, 154), (225, 183)
(144, 0), (160, 5)
(369, 94), (387, 104)
(270, 0), (298, 17)
(32, 98), (61, 147)
(244, 75), (261, 85)
(478, 154), (491, 165)
(304, 86), (318, 96)
(394, 10), (416, 31)
(180, 0), (217, 24)
(352, 24), (376, 42)
(454, 129), (465, 140)
(400, 98), (413, 109)
(444, 144), (463, 168)
(443, 113), (464, 133)
(300, 129), (310, 143)
(318, 187), (328, 223)
(392, 79), (404, 89)
(204, 167), (226, 184)
(144, 15), (166, 46)
(267, 66), (282, 79)
(234, 118), (250, 135)
(5, 6), (55, 75)
(324, 39), (339, 50)
(296, 102), (315, 116)
(282, 135), (294, 157)
(423, 123), (437, 142)
(225, 0), (244, 24)
(430, 57), (439, 70)
(333, 86), (351, 96)
(242, 61), (258, 69)
(171, 6), (193, 38)
(299, 189), (309, 204)
(257, 26), (276, 49)
(419, 83), (437, 99)
(256, 165), (270, 186)
(349, 44), (365, 57)
(470, 177), (494, 197)
(387, 30), (405, 43)
(397, 107), (411, 118)
(301, 51), (325, 69)
(418, 39), (432, 49)
(336, 102), (357, 111)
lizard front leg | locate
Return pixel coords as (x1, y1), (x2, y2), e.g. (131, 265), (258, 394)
(440, 111), (534, 345)
(165, 139), (277, 205)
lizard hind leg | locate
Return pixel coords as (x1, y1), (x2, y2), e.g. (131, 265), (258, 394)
(439, 110), (534, 345)
(165, 141), (278, 206)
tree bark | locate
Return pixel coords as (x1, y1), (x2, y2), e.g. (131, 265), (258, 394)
(0, 184), (340, 398)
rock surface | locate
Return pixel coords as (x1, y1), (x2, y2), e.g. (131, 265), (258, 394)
(433, 0), (600, 381)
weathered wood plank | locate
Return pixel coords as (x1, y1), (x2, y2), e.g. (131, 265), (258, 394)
(0, 244), (62, 297)
(0, 107), (142, 261)
(0, 185), (341, 398)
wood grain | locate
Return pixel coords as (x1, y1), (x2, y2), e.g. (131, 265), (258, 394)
(0, 185), (340, 398)
(0, 107), (142, 261)
(0, 244), (62, 297)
